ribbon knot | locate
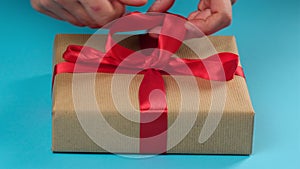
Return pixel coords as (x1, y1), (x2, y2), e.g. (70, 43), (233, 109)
(140, 49), (170, 70)
(143, 55), (156, 69)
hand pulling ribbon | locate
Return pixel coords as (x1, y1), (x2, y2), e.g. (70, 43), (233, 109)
(53, 12), (245, 154)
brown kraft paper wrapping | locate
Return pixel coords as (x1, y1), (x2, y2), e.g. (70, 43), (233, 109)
(52, 34), (255, 155)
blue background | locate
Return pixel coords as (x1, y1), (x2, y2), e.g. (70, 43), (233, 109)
(0, 0), (299, 168)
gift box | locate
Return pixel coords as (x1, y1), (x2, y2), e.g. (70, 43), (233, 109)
(52, 34), (254, 155)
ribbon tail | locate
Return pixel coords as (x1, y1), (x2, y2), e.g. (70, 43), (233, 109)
(235, 66), (245, 78)
(139, 69), (168, 154)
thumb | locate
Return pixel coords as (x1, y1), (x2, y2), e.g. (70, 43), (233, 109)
(118, 0), (148, 6)
(148, 0), (175, 12)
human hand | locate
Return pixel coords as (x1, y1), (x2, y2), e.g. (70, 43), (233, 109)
(148, 0), (235, 35)
(147, 0), (175, 13)
(187, 0), (235, 35)
(30, 0), (148, 28)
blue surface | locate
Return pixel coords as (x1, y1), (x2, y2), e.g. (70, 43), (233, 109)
(0, 0), (299, 168)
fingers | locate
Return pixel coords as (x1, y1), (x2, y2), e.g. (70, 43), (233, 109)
(188, 9), (212, 20)
(31, 0), (175, 28)
(119, 0), (148, 6)
(148, 0), (175, 12)
(31, 0), (84, 26)
(78, 0), (125, 27)
(187, 0), (233, 35)
(31, 2), (63, 21)
(198, 0), (210, 11)
(54, 0), (97, 27)
(188, 12), (231, 35)
(31, 0), (128, 27)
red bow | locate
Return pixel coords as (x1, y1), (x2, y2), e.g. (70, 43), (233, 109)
(53, 12), (244, 154)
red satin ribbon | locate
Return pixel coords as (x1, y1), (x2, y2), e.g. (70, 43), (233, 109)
(53, 12), (245, 154)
